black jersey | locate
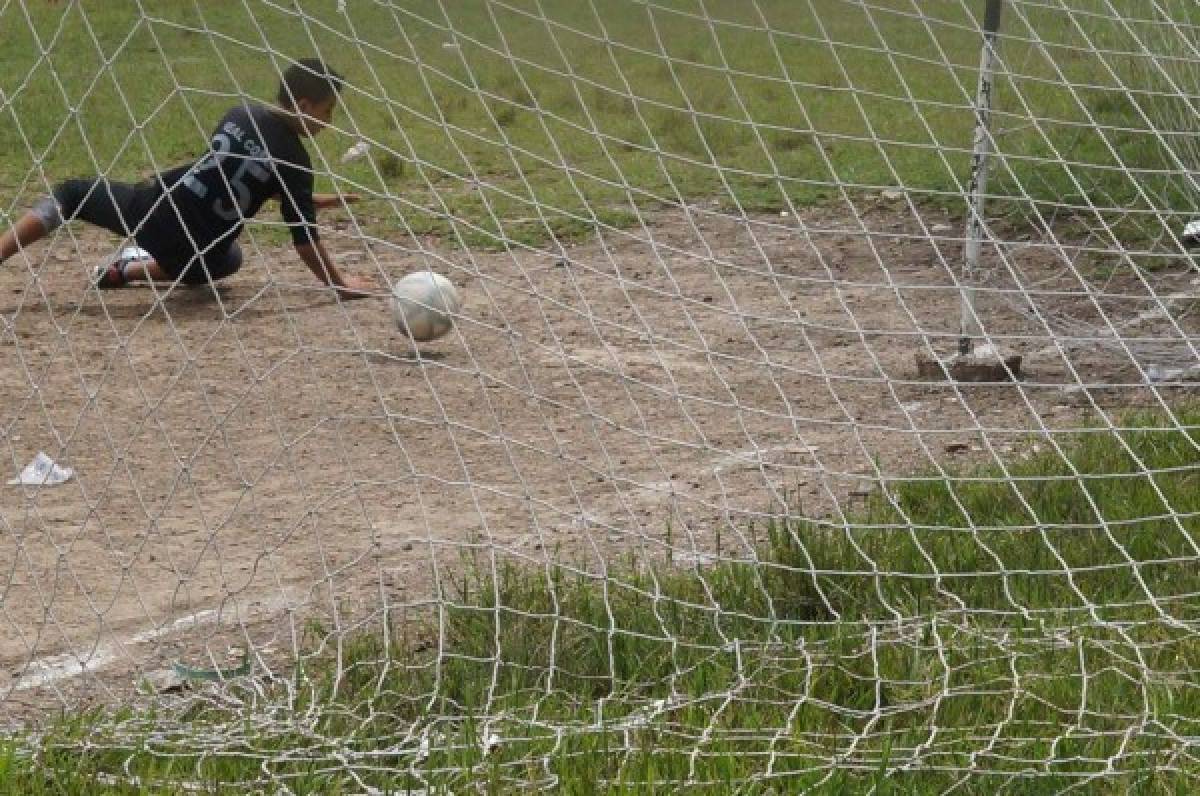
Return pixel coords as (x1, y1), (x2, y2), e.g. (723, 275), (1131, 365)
(149, 103), (319, 254)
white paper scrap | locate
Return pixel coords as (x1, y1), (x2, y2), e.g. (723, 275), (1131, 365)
(341, 140), (370, 164)
(8, 452), (74, 486)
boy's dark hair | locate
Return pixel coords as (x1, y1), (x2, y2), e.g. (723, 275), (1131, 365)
(277, 58), (344, 107)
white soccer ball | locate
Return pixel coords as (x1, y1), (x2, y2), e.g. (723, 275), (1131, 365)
(391, 271), (460, 342)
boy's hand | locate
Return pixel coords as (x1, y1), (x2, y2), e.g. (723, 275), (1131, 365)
(335, 274), (376, 300)
(295, 241), (375, 300)
(313, 192), (362, 210)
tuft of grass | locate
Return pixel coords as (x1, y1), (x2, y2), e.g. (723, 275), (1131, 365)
(8, 409), (1200, 792)
(378, 152), (406, 181)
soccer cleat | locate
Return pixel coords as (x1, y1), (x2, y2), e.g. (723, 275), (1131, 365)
(92, 246), (151, 289)
(91, 260), (128, 289)
(1183, 220), (1200, 249)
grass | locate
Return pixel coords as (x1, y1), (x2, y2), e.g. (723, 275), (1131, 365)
(3, 2), (1200, 792)
(4, 409), (1200, 793)
(0, 1), (1193, 250)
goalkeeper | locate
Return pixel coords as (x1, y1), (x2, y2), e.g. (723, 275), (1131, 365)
(0, 58), (374, 299)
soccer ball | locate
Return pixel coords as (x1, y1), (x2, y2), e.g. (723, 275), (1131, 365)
(391, 271), (460, 342)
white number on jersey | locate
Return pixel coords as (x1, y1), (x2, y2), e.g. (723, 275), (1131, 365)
(182, 133), (273, 221)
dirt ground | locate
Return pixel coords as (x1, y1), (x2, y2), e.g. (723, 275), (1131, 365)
(1, 198), (1197, 717)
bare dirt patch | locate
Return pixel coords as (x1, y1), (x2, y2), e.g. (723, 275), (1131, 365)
(1, 200), (1196, 715)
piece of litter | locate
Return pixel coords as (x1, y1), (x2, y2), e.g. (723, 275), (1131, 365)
(8, 452), (74, 486)
(139, 668), (189, 695)
(341, 140), (370, 164)
(1146, 364), (1200, 383)
(173, 649), (251, 682)
(881, 189), (905, 200)
(482, 732), (501, 755)
(1146, 365), (1179, 382)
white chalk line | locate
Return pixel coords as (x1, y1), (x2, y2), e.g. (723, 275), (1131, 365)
(10, 591), (301, 691)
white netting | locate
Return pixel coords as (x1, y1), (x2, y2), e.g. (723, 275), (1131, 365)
(2, 0), (1200, 791)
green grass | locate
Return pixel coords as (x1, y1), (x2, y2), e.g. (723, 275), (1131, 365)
(4, 2), (1200, 792)
(0, 1), (1192, 250)
(6, 410), (1200, 793)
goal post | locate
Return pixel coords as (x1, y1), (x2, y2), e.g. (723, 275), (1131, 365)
(960, 0), (1003, 358)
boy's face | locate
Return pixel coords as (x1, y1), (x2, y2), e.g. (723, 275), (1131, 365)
(295, 95), (337, 137)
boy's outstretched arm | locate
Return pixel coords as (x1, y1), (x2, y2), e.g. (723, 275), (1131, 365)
(274, 192), (360, 211)
(313, 192), (361, 210)
(294, 239), (375, 299)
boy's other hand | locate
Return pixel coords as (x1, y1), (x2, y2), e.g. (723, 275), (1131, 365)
(313, 192), (362, 210)
(336, 274), (376, 299)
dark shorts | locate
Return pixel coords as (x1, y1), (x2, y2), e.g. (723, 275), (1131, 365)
(52, 178), (242, 284)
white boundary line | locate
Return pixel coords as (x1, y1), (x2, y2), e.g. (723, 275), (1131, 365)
(11, 591), (301, 691)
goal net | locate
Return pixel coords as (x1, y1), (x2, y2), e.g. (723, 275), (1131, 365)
(2, 0), (1199, 791)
